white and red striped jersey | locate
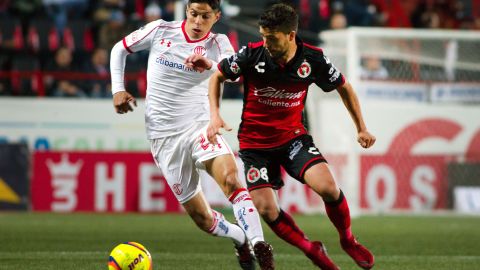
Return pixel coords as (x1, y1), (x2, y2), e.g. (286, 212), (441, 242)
(111, 19), (234, 139)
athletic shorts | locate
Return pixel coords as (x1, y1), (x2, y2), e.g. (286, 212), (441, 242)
(150, 121), (233, 204)
(238, 134), (327, 191)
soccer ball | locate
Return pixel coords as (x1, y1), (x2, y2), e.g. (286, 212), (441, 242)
(108, 242), (153, 270)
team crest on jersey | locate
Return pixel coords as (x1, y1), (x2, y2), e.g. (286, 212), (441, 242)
(230, 61), (240, 74)
(193, 46), (206, 56)
(246, 167), (261, 183)
(297, 60), (311, 78)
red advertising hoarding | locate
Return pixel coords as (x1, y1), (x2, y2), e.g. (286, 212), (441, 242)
(32, 152), (181, 212)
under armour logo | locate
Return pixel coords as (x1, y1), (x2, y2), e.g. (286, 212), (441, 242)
(255, 62), (265, 73)
(160, 39), (172, 47)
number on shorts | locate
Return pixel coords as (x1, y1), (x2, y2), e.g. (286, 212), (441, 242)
(260, 167), (269, 180)
(199, 134), (222, 151)
(199, 134), (210, 150)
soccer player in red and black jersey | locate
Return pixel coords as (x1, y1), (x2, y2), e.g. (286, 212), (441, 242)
(207, 3), (375, 270)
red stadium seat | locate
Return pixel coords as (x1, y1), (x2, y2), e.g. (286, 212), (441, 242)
(63, 19), (95, 52)
(27, 18), (60, 53)
(10, 55), (42, 96)
(0, 16), (24, 51)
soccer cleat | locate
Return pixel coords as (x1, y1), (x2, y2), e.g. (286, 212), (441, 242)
(253, 241), (275, 270)
(305, 241), (340, 270)
(234, 241), (256, 270)
(340, 237), (374, 270)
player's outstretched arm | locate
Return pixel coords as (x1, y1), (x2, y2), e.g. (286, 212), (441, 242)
(207, 70), (231, 144)
(336, 81), (376, 148)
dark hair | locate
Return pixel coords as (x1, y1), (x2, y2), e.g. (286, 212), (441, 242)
(258, 3), (298, 33)
(188, 0), (221, 11)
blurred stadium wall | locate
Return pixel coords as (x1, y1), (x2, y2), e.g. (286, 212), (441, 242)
(1, 1), (479, 215)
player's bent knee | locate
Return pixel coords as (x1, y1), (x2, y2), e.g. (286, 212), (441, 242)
(316, 178), (339, 200)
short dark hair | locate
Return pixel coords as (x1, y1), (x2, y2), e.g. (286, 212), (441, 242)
(188, 0), (221, 11)
(258, 3), (298, 33)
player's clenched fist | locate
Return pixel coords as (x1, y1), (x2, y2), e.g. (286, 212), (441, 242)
(185, 54), (212, 73)
(113, 91), (137, 114)
(357, 130), (376, 148)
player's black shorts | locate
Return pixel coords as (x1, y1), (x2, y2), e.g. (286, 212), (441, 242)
(239, 134), (327, 191)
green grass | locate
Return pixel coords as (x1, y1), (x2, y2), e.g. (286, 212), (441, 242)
(0, 212), (479, 269)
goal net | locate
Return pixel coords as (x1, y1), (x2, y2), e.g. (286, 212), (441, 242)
(319, 27), (480, 103)
(307, 28), (480, 215)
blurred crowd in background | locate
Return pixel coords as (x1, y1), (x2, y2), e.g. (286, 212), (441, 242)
(293, 0), (479, 33)
(0, 0), (478, 98)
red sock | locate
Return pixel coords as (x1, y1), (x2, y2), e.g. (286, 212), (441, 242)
(267, 210), (312, 253)
(324, 190), (353, 240)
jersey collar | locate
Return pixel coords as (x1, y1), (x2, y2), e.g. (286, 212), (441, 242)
(181, 20), (211, 43)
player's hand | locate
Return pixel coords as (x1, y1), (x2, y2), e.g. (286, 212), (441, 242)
(357, 130), (376, 148)
(113, 91), (137, 114)
(184, 54), (212, 73)
(207, 115), (232, 144)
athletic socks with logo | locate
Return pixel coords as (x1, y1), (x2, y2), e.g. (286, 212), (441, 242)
(229, 188), (265, 246)
(208, 209), (246, 246)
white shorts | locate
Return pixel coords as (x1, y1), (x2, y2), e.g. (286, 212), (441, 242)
(150, 121), (233, 204)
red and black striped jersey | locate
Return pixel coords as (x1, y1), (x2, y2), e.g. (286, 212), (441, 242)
(218, 37), (345, 149)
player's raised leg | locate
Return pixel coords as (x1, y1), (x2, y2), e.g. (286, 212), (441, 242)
(251, 187), (339, 270)
(304, 163), (374, 270)
(205, 154), (274, 270)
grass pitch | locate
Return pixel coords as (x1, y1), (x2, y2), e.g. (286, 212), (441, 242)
(0, 212), (479, 270)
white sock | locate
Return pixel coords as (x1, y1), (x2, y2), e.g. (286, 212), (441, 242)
(229, 188), (265, 246)
(208, 209), (246, 246)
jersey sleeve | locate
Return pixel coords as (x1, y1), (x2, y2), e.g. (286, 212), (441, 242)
(314, 54), (346, 92)
(215, 34), (235, 61)
(208, 34), (235, 73)
(122, 20), (163, 53)
(218, 45), (249, 80)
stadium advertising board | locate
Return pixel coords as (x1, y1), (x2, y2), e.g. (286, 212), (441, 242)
(356, 81), (429, 102)
(316, 100), (480, 213)
(430, 83), (480, 103)
(0, 98), (242, 151)
(0, 144), (29, 210)
(5, 98), (480, 213)
(31, 151), (323, 213)
(0, 98), (148, 151)
(32, 152), (181, 212)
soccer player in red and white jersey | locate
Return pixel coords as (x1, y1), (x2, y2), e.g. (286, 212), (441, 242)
(207, 3), (375, 270)
(109, 1), (274, 269)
